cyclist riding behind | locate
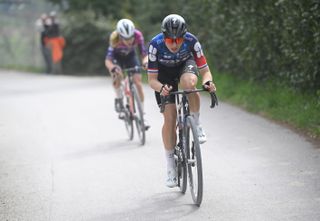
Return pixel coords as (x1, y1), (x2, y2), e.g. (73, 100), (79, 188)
(105, 18), (150, 129)
(147, 14), (216, 187)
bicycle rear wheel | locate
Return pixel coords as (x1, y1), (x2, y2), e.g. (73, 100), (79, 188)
(123, 97), (134, 140)
(185, 116), (203, 206)
(131, 85), (145, 145)
(175, 144), (187, 193)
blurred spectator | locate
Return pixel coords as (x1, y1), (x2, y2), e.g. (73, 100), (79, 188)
(36, 11), (66, 74)
(35, 13), (52, 73)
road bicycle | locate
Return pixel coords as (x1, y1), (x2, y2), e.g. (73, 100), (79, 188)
(118, 66), (147, 145)
(160, 88), (218, 206)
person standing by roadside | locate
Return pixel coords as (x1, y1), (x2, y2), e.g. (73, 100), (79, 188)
(35, 13), (52, 73)
(43, 11), (66, 75)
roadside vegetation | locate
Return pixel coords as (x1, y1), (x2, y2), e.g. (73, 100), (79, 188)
(213, 71), (320, 139)
(1, 0), (319, 140)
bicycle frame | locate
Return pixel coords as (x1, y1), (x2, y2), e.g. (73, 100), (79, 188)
(160, 88), (218, 206)
(121, 66), (146, 145)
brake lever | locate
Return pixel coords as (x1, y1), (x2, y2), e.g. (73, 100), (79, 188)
(209, 92), (218, 108)
(160, 95), (168, 113)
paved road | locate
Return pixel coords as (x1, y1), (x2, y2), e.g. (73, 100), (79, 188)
(0, 70), (319, 221)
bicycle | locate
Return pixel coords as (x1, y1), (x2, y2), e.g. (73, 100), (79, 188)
(160, 88), (218, 206)
(118, 66), (147, 145)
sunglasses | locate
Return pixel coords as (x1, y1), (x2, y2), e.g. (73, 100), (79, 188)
(164, 37), (184, 44)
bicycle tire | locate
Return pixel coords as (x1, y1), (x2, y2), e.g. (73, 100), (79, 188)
(131, 85), (146, 145)
(123, 96), (134, 140)
(186, 116), (203, 206)
(175, 144), (187, 194)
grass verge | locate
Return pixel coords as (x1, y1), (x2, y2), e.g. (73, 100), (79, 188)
(214, 72), (320, 140)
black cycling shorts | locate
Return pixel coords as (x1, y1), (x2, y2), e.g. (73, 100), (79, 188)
(113, 51), (141, 74)
(155, 57), (199, 106)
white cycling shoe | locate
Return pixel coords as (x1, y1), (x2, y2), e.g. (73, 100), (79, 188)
(197, 125), (207, 144)
(166, 168), (177, 188)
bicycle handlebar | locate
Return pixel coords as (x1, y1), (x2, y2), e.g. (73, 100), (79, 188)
(160, 88), (218, 113)
(122, 66), (144, 73)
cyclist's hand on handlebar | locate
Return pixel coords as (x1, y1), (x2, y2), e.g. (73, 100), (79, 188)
(160, 84), (172, 96)
(202, 80), (216, 93)
(142, 62), (148, 70)
(110, 65), (121, 75)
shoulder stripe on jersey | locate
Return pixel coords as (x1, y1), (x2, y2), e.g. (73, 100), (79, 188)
(198, 64), (208, 69)
(148, 69), (158, 74)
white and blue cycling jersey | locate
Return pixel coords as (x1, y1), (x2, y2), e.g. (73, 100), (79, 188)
(147, 32), (208, 75)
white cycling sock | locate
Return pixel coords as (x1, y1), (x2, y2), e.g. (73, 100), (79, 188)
(115, 87), (123, 99)
(165, 149), (175, 170)
(190, 112), (200, 126)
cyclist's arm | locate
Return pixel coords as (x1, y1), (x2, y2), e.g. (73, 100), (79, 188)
(142, 55), (148, 67)
(105, 31), (121, 73)
(105, 58), (115, 73)
(148, 73), (161, 92)
(188, 34), (216, 92)
(135, 30), (148, 67)
(199, 66), (216, 92)
(105, 45), (121, 74)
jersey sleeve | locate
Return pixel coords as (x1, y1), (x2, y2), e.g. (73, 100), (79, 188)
(189, 34), (208, 70)
(105, 31), (117, 60)
(134, 30), (147, 57)
(147, 40), (159, 75)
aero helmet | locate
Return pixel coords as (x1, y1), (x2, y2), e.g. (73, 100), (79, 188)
(117, 19), (135, 39)
(161, 14), (187, 39)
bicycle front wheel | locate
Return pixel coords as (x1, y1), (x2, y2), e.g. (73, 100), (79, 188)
(185, 116), (203, 206)
(131, 85), (145, 145)
(175, 144), (187, 194)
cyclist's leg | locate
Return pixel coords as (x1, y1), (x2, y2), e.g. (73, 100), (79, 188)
(110, 56), (124, 95)
(124, 52), (150, 129)
(110, 56), (125, 113)
(179, 58), (200, 112)
(156, 65), (179, 187)
(125, 52), (145, 108)
(157, 99), (177, 187)
(179, 58), (206, 143)
(162, 104), (177, 187)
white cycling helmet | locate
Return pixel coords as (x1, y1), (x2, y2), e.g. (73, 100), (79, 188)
(116, 19), (135, 39)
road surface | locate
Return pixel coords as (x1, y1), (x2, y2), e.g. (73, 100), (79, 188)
(0, 70), (319, 221)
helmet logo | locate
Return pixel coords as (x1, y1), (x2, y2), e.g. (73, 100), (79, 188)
(123, 23), (129, 35)
(172, 17), (177, 24)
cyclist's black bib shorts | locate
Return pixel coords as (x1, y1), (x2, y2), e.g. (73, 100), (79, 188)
(113, 51), (141, 74)
(155, 57), (199, 106)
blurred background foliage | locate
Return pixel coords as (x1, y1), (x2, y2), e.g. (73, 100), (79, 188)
(51, 0), (320, 93)
(1, 0), (319, 92)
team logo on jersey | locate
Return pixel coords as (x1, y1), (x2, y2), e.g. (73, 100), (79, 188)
(148, 45), (157, 62)
(194, 42), (204, 58)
